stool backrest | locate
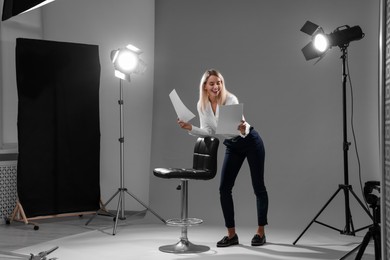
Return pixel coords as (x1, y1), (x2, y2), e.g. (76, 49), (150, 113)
(192, 136), (219, 179)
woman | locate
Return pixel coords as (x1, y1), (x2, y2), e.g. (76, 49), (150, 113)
(178, 69), (268, 247)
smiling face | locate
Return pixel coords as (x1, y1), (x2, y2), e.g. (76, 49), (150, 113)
(199, 69), (228, 112)
(204, 75), (223, 101)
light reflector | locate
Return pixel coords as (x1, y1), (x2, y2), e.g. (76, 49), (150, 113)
(110, 44), (146, 81)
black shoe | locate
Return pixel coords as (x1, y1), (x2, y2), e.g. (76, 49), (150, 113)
(217, 234), (239, 247)
(251, 234), (266, 246)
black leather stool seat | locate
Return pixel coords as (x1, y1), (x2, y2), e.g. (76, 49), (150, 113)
(154, 136), (219, 181)
(153, 168), (213, 180)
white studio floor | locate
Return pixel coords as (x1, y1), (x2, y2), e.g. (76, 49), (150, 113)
(0, 211), (376, 260)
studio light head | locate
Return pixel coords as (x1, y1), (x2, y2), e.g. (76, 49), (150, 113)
(111, 44), (146, 81)
(363, 181), (380, 225)
(364, 181), (380, 207)
(300, 21), (365, 62)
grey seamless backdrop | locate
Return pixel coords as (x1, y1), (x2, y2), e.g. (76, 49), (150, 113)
(150, 0), (380, 231)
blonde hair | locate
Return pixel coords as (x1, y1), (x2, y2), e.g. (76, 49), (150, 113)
(199, 69), (230, 112)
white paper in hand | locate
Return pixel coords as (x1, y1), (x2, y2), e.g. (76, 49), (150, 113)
(216, 104), (243, 135)
(169, 89), (196, 122)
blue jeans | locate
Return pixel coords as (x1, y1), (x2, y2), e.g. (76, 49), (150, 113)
(219, 128), (268, 228)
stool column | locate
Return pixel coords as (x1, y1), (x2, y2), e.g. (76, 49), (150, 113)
(180, 179), (189, 242)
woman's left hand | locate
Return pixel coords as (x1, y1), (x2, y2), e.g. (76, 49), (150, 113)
(238, 120), (246, 135)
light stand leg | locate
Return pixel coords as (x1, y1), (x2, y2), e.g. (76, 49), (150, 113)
(85, 190), (119, 226)
(339, 243), (361, 260)
(373, 226), (381, 260)
(355, 230), (373, 260)
(86, 79), (165, 234)
(293, 187), (342, 245)
(113, 189), (124, 235)
(339, 225), (381, 260)
(124, 189), (166, 223)
(349, 187), (373, 232)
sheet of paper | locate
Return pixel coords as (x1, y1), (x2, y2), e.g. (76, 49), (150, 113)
(216, 104), (243, 135)
(169, 89), (196, 122)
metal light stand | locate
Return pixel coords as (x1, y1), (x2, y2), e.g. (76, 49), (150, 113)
(293, 46), (373, 245)
(86, 79), (165, 235)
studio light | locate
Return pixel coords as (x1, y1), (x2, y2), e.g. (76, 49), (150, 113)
(2, 0), (55, 21)
(87, 43), (164, 235)
(110, 44), (146, 82)
(294, 21), (372, 246)
(300, 21), (365, 61)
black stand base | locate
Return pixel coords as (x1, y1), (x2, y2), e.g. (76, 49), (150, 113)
(339, 223), (381, 260)
(293, 184), (372, 245)
(86, 188), (166, 235)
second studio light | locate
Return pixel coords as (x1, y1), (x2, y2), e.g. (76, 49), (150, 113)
(300, 21), (365, 62)
(294, 20), (372, 247)
(110, 44), (146, 81)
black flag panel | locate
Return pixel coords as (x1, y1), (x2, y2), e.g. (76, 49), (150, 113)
(15, 38), (101, 217)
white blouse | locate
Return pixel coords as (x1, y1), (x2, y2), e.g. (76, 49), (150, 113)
(189, 93), (250, 139)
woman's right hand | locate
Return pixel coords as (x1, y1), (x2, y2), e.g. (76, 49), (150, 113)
(177, 119), (192, 131)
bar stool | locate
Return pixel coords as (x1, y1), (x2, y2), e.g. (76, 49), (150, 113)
(153, 136), (219, 253)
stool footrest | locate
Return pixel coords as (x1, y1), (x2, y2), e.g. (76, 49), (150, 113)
(166, 218), (203, 227)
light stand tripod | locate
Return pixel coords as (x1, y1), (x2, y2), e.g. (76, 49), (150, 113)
(86, 79), (165, 235)
(293, 46), (373, 245)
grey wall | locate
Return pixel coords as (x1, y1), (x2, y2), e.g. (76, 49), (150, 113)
(150, 0), (380, 231)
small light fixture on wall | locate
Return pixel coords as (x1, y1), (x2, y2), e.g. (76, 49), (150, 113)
(2, 0), (55, 21)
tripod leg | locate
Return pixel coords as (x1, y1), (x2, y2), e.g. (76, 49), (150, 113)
(125, 190), (166, 224)
(349, 188), (373, 220)
(293, 187), (342, 245)
(86, 189), (120, 226)
(355, 230), (372, 260)
(85, 210), (98, 226)
(344, 201), (355, 235)
(342, 186), (354, 235)
(103, 189), (121, 208)
(113, 191), (124, 235)
(373, 226), (381, 260)
(340, 244), (361, 260)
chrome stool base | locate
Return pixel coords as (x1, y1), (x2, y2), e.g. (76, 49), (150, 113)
(153, 137), (219, 254)
(159, 239), (210, 254)
(158, 180), (210, 254)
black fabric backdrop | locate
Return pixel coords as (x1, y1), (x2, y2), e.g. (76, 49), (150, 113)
(15, 38), (101, 218)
